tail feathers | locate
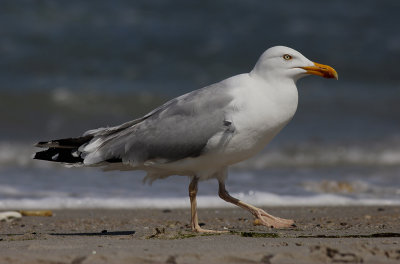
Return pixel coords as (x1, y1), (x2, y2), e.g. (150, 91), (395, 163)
(34, 136), (93, 164)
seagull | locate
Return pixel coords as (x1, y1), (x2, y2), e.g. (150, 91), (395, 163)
(34, 46), (338, 233)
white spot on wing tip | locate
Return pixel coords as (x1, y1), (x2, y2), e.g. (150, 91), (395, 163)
(51, 153), (59, 160)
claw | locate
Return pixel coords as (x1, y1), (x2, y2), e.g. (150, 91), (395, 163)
(253, 209), (295, 229)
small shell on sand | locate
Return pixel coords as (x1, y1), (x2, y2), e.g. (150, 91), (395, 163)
(19, 210), (53, 217)
(0, 211), (22, 222)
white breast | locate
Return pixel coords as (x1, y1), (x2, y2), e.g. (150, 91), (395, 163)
(209, 75), (299, 165)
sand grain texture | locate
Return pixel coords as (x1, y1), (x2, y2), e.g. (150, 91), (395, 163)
(1, 206), (400, 263)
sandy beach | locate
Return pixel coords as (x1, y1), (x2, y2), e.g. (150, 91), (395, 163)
(0, 206), (399, 263)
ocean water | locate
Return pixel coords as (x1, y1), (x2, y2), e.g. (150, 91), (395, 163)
(0, 0), (399, 209)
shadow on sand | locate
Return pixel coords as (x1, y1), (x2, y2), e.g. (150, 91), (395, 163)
(50, 230), (135, 236)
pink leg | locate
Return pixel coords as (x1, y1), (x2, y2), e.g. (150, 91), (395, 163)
(189, 177), (227, 233)
(218, 180), (295, 228)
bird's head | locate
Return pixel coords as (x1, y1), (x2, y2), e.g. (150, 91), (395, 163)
(251, 46), (338, 83)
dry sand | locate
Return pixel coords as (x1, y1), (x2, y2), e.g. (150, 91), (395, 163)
(1, 206), (400, 263)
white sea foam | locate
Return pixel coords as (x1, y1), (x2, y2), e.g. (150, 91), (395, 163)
(1, 191), (399, 210)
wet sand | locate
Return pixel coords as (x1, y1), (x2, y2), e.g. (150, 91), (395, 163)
(1, 206), (400, 263)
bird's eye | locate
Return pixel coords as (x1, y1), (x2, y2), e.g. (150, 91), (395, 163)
(283, 54), (292, 60)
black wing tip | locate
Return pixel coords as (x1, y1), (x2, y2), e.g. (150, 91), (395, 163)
(32, 152), (41, 160)
(33, 148), (84, 163)
(33, 136), (95, 164)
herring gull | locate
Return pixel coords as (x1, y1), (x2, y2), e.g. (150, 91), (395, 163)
(34, 46), (338, 232)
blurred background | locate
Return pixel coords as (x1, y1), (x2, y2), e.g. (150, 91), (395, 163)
(0, 0), (399, 209)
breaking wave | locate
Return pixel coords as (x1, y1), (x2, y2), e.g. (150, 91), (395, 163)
(236, 139), (400, 169)
(0, 192), (399, 210)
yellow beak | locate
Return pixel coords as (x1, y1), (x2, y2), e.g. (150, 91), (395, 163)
(301, 62), (338, 80)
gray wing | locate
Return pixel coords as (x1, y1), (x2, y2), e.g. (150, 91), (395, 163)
(82, 83), (235, 165)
